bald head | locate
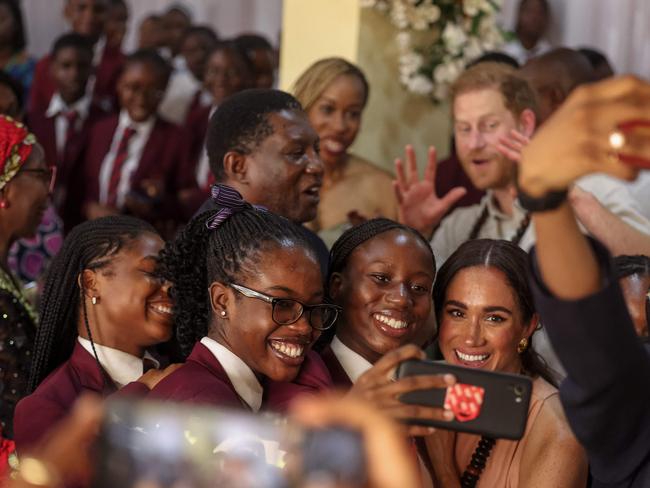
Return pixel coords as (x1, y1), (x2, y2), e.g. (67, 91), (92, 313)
(521, 48), (595, 123)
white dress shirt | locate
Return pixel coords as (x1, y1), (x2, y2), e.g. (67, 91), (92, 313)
(98, 110), (155, 208)
(200, 336), (263, 411)
(45, 92), (92, 158)
(158, 66), (201, 124)
(78, 337), (159, 389)
(500, 38), (552, 65)
(330, 336), (373, 383)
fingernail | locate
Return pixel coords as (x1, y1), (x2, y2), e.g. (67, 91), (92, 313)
(444, 410), (455, 421)
(444, 374), (456, 385)
(427, 427), (436, 434)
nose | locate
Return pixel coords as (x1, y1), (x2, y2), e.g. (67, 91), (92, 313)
(385, 283), (411, 308)
(160, 279), (172, 295)
(463, 318), (486, 347)
(305, 148), (324, 175)
(287, 311), (314, 336)
(333, 112), (347, 133)
(467, 129), (487, 151)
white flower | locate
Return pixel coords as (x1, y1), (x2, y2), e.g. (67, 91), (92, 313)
(442, 22), (467, 56)
(464, 37), (484, 62)
(359, 0), (376, 8)
(390, 2), (409, 29)
(407, 75), (434, 95)
(396, 31), (412, 51)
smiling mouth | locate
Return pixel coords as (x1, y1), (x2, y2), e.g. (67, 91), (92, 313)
(322, 139), (345, 153)
(454, 349), (490, 366)
(472, 159), (490, 166)
(268, 338), (308, 362)
(149, 303), (173, 316)
(373, 313), (408, 329)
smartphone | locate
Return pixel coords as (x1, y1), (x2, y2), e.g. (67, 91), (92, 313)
(396, 359), (532, 440)
(92, 398), (365, 488)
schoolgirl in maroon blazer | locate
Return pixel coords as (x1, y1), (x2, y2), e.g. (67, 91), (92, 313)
(14, 216), (179, 453)
(149, 185), (335, 411)
(27, 33), (112, 231)
(81, 49), (194, 237)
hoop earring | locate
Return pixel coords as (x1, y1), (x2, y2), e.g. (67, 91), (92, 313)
(517, 337), (529, 354)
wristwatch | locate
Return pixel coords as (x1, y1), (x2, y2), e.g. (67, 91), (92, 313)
(517, 186), (568, 212)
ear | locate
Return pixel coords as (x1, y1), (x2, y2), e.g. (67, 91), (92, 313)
(522, 312), (540, 340)
(209, 281), (231, 316)
(328, 272), (344, 302)
(79, 269), (100, 299)
(222, 151), (249, 184)
(518, 108), (536, 138)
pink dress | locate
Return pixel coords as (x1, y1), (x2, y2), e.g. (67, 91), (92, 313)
(454, 376), (558, 487)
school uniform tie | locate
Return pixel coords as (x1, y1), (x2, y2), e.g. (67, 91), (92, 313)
(60, 109), (79, 163)
(107, 126), (137, 206)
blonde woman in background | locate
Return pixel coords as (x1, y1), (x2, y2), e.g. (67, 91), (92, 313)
(292, 58), (397, 247)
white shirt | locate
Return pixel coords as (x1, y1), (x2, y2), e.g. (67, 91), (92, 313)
(200, 336), (263, 411)
(98, 110), (155, 208)
(330, 336), (373, 383)
(45, 92), (91, 158)
(625, 173), (650, 220)
(196, 105), (218, 188)
(158, 67), (201, 124)
(500, 38), (552, 65)
(77, 337), (159, 389)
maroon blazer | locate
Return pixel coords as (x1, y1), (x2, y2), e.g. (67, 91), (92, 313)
(13, 342), (148, 451)
(81, 113), (195, 229)
(435, 153), (485, 211)
(29, 42), (124, 113)
(27, 102), (112, 230)
(147, 342), (244, 408)
(318, 344), (354, 389)
(263, 350), (334, 412)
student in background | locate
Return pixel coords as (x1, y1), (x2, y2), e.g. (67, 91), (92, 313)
(81, 50), (192, 237)
(30, 0), (124, 113)
(0, 0), (36, 99)
(27, 33), (112, 232)
(234, 33), (276, 89)
(104, 0), (128, 51)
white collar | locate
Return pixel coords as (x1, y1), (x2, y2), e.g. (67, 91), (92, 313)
(484, 190), (527, 221)
(330, 335), (373, 383)
(93, 36), (106, 66)
(45, 92), (91, 119)
(200, 337), (263, 411)
(117, 110), (156, 133)
(77, 337), (159, 388)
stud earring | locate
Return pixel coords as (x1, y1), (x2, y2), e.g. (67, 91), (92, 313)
(91, 296), (98, 305)
(220, 310), (227, 317)
(517, 337), (529, 354)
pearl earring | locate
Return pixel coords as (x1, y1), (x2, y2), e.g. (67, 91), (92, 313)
(220, 310), (227, 317)
(91, 296), (97, 305)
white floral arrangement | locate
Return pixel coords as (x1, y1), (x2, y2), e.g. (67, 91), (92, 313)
(361, 0), (506, 102)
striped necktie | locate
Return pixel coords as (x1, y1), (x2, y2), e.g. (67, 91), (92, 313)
(107, 126), (137, 206)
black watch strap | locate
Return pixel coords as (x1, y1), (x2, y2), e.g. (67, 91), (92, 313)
(517, 186), (568, 212)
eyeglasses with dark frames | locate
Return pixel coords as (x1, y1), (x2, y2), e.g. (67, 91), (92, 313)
(230, 283), (340, 331)
(18, 166), (57, 193)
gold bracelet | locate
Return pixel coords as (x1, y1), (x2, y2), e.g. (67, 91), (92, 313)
(14, 456), (59, 487)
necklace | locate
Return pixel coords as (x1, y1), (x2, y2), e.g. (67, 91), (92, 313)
(468, 204), (531, 246)
(460, 435), (496, 487)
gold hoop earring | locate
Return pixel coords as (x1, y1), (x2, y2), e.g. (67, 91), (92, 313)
(517, 337), (529, 354)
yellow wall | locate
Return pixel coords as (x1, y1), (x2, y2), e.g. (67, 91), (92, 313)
(280, 1), (451, 174)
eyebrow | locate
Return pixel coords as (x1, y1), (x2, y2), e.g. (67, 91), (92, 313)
(445, 300), (513, 315)
(266, 285), (324, 301)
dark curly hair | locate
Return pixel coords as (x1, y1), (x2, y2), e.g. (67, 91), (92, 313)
(123, 49), (172, 87)
(0, 0), (27, 53)
(433, 239), (558, 386)
(206, 89), (302, 181)
(28, 216), (158, 392)
(158, 203), (316, 357)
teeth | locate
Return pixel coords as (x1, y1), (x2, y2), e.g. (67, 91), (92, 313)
(151, 304), (173, 315)
(456, 350), (489, 362)
(324, 140), (344, 152)
(270, 341), (304, 359)
(373, 313), (408, 329)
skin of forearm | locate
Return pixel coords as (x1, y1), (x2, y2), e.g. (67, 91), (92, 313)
(571, 195), (650, 256)
(533, 202), (602, 300)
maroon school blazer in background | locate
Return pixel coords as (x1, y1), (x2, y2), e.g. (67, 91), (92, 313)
(435, 153), (485, 211)
(80, 113), (195, 227)
(26, 103), (113, 230)
(147, 342), (245, 408)
(28, 43), (124, 113)
(13, 342), (148, 451)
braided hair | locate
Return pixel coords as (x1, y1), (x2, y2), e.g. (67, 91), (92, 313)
(28, 216), (158, 393)
(433, 239), (559, 387)
(319, 218), (436, 347)
(157, 204), (315, 358)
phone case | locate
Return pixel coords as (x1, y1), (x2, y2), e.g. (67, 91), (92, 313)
(396, 359), (532, 440)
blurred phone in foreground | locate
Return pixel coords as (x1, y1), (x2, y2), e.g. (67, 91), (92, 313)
(92, 399), (365, 488)
(396, 359), (532, 440)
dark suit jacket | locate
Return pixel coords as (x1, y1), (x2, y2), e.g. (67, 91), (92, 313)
(318, 344), (353, 389)
(27, 102), (112, 231)
(530, 239), (650, 488)
(263, 350), (334, 412)
(13, 342), (148, 451)
(147, 342), (245, 409)
(81, 114), (194, 230)
(29, 43), (124, 113)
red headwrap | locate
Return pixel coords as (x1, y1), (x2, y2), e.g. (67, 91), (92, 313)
(0, 115), (36, 191)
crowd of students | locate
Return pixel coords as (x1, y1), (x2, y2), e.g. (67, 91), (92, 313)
(0, 0), (649, 487)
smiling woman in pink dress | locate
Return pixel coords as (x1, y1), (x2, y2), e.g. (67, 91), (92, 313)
(428, 238), (587, 488)
(292, 58), (397, 246)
